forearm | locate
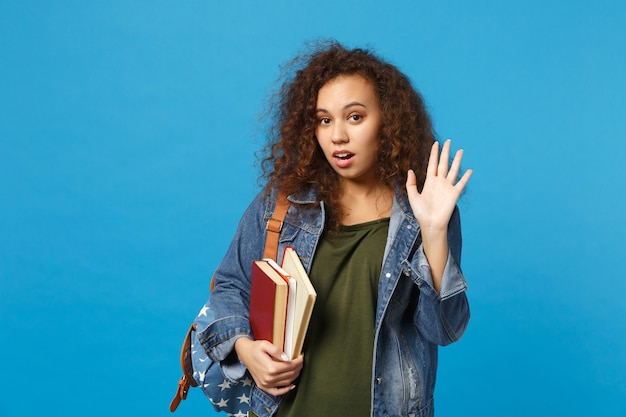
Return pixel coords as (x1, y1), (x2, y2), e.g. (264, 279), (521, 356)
(413, 230), (470, 345)
(420, 227), (449, 295)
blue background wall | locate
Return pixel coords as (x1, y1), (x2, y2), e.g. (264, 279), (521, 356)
(1, 1), (625, 416)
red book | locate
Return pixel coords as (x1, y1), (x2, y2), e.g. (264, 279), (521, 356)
(249, 260), (289, 349)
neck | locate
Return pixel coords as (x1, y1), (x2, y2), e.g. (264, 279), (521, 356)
(338, 180), (394, 225)
(339, 177), (390, 198)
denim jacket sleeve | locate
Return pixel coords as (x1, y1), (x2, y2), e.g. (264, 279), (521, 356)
(412, 206), (470, 346)
(196, 189), (270, 381)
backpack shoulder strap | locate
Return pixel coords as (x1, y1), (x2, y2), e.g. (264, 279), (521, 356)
(263, 191), (289, 260)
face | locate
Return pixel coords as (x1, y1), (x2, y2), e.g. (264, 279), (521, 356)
(315, 74), (383, 187)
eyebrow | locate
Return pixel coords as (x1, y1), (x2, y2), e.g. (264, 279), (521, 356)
(316, 102), (367, 113)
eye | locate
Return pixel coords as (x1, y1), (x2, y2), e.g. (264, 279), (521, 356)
(318, 117), (331, 125)
(349, 114), (363, 122)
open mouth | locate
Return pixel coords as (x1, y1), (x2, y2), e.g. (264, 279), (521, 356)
(334, 152), (354, 160)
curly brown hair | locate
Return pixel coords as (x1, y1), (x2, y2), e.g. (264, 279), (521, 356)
(260, 40), (436, 231)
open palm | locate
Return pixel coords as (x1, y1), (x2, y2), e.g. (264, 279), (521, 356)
(406, 140), (472, 233)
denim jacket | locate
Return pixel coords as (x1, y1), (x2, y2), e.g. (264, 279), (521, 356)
(197, 185), (469, 417)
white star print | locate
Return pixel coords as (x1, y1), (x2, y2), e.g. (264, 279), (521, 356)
(196, 370), (206, 382)
(218, 379), (232, 391)
(190, 348), (251, 416)
(214, 398), (229, 408)
(198, 305), (209, 317)
(237, 392), (250, 404)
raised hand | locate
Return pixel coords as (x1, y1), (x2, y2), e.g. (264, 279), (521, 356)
(406, 140), (472, 293)
(406, 140), (472, 233)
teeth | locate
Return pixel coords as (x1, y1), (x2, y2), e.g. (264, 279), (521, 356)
(336, 153), (351, 159)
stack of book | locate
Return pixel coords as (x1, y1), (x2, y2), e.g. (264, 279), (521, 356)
(249, 246), (317, 359)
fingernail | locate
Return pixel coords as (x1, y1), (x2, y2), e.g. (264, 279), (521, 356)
(281, 353), (289, 361)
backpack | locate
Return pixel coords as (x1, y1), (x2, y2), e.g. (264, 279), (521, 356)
(170, 193), (289, 414)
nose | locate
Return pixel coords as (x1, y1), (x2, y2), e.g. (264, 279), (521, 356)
(331, 121), (348, 144)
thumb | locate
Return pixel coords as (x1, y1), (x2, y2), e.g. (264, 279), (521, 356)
(265, 343), (290, 362)
(406, 169), (420, 199)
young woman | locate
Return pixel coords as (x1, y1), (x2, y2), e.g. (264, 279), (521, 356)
(198, 41), (472, 417)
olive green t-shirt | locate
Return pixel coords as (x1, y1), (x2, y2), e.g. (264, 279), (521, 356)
(274, 218), (389, 417)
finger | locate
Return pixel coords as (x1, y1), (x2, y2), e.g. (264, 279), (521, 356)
(448, 149), (464, 181)
(266, 384), (296, 397)
(406, 169), (417, 187)
(264, 343), (290, 362)
(454, 168), (473, 191)
(254, 365), (297, 389)
(438, 139), (451, 177)
(289, 354), (304, 368)
(406, 169), (421, 202)
(258, 362), (301, 392)
(271, 371), (300, 387)
(262, 353), (303, 380)
(426, 141), (439, 178)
